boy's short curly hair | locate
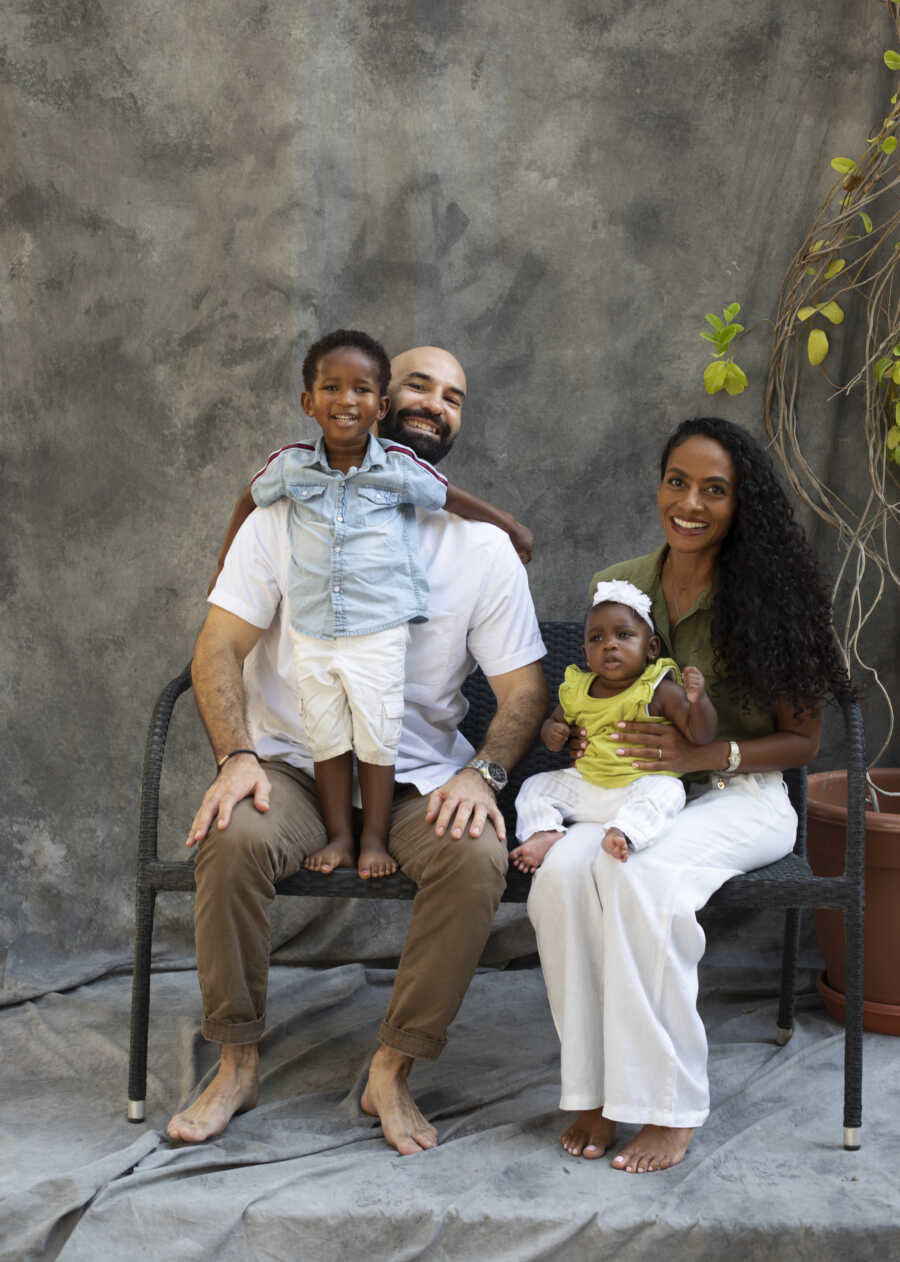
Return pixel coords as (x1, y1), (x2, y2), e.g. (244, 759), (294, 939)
(302, 329), (391, 395)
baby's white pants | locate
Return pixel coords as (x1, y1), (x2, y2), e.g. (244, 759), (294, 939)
(290, 624), (409, 765)
(515, 766), (686, 851)
(527, 771), (797, 1127)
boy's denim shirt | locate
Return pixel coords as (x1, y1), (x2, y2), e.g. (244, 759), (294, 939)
(251, 434), (448, 639)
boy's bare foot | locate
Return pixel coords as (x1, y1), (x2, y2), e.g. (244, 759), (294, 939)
(611, 1124), (694, 1173)
(509, 829), (565, 874)
(361, 1044), (437, 1155)
(358, 838), (397, 880)
(166, 1043), (259, 1143)
(303, 837), (356, 874)
(561, 1107), (617, 1159)
(601, 826), (629, 863)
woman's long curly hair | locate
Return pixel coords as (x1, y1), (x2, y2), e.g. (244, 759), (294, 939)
(659, 417), (852, 710)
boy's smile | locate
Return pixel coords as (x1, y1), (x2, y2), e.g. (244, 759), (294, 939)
(301, 346), (390, 472)
(584, 602), (660, 696)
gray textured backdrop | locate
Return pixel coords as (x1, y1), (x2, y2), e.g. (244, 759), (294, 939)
(2, 0), (897, 1005)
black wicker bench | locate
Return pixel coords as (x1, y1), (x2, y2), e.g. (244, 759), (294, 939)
(129, 621), (866, 1148)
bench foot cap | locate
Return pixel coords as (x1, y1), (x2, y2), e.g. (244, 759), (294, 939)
(128, 1100), (146, 1123)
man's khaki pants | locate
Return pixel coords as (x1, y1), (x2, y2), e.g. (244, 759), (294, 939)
(194, 760), (509, 1059)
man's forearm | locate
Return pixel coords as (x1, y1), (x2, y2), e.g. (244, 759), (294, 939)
(477, 668), (549, 771)
(192, 630), (254, 763)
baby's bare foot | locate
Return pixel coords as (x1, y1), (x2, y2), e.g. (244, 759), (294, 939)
(560, 1108), (617, 1159)
(509, 830), (565, 874)
(304, 838), (356, 874)
(611, 1124), (694, 1173)
(167, 1044), (259, 1143)
(358, 838), (397, 880)
(601, 827), (629, 862)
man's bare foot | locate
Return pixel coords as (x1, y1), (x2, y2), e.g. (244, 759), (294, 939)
(509, 830), (564, 874)
(358, 838), (397, 880)
(303, 837), (356, 874)
(611, 1124), (695, 1173)
(166, 1043), (259, 1143)
(560, 1107), (617, 1159)
(601, 826), (629, 863)
(361, 1044), (437, 1155)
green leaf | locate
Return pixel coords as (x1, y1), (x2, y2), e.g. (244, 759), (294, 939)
(808, 328), (829, 365)
(830, 157), (857, 174)
(884, 49), (900, 70)
(881, 136), (898, 155)
(797, 306), (818, 322)
(722, 302), (741, 322)
(875, 356), (892, 381)
(705, 313), (724, 332)
(703, 361), (728, 394)
(820, 300), (844, 325)
(812, 239), (827, 251)
(893, 361), (900, 385)
(887, 425), (900, 450)
(860, 212), (874, 233)
(723, 362), (748, 395)
(700, 330), (719, 344)
(824, 258), (846, 279)
(893, 93), (899, 105)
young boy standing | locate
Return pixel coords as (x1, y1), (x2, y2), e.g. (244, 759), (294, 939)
(244, 328), (531, 879)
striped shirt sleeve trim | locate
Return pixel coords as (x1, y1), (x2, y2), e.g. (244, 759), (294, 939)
(382, 444), (449, 487)
(250, 443), (315, 484)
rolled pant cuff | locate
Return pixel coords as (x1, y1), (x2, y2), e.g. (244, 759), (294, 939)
(202, 1015), (266, 1045)
(378, 1019), (445, 1060)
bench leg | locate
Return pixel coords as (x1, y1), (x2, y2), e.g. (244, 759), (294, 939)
(775, 907), (801, 1045)
(842, 901), (864, 1150)
(128, 883), (156, 1122)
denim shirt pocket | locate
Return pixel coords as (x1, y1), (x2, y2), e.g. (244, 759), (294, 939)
(287, 482), (328, 524)
(354, 483), (403, 528)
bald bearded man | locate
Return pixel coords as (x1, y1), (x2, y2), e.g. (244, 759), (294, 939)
(167, 346), (548, 1154)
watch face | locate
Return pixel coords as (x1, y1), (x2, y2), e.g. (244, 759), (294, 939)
(487, 762), (508, 787)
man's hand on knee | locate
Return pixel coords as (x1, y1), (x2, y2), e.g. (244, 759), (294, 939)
(187, 757), (272, 846)
(425, 768), (506, 842)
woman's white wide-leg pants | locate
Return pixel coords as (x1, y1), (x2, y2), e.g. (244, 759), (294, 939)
(527, 771), (797, 1127)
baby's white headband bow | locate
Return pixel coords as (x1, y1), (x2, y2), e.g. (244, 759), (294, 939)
(591, 579), (655, 631)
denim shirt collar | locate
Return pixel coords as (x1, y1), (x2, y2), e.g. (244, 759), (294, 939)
(311, 433), (387, 473)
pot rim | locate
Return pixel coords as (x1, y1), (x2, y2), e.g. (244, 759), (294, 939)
(807, 768), (900, 832)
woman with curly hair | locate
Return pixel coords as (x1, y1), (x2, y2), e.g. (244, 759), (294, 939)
(528, 417), (850, 1175)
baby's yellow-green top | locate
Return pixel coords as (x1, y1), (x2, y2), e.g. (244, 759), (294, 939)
(560, 657), (682, 789)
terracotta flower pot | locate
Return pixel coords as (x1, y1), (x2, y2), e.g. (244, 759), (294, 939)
(806, 768), (900, 1035)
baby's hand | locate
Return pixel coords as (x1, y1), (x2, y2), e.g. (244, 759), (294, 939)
(602, 827), (629, 863)
(682, 666), (707, 704)
(542, 718), (572, 752)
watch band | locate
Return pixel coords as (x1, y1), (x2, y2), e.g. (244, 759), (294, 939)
(464, 758), (508, 793)
(726, 740), (742, 773)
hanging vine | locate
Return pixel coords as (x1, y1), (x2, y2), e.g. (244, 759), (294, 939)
(705, 5), (900, 766)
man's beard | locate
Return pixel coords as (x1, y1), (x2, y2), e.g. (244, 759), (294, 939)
(378, 407), (455, 466)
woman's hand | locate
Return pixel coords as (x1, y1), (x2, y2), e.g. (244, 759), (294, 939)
(611, 720), (725, 775)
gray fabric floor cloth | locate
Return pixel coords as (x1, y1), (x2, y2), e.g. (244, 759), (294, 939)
(2, 962), (898, 1261)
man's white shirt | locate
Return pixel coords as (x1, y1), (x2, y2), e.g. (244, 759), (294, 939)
(210, 501), (546, 797)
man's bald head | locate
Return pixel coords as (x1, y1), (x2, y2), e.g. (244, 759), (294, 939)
(377, 345), (467, 466)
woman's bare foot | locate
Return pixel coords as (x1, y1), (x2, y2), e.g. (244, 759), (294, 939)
(361, 1044), (437, 1155)
(560, 1107), (617, 1159)
(303, 837), (356, 874)
(166, 1043), (259, 1143)
(601, 826), (629, 862)
(509, 830), (564, 874)
(611, 1124), (694, 1173)
(357, 837), (397, 880)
